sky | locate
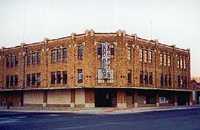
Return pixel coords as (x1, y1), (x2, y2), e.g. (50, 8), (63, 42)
(0, 0), (200, 77)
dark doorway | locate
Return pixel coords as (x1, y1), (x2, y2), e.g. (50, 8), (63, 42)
(95, 89), (117, 107)
(177, 93), (189, 106)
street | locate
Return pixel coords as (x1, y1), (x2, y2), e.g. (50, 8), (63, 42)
(0, 108), (200, 130)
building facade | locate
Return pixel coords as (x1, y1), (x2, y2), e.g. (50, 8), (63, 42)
(0, 30), (193, 108)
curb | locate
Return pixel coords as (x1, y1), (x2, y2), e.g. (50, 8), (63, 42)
(0, 106), (199, 115)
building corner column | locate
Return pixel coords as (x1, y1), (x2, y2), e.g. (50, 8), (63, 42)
(156, 93), (160, 107)
(117, 89), (127, 108)
(133, 90), (138, 108)
(174, 93), (178, 106)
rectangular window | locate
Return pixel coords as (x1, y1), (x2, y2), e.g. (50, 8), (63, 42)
(144, 72), (148, 84)
(36, 52), (40, 64)
(97, 44), (102, 57)
(148, 50), (153, 63)
(31, 74), (36, 85)
(140, 71), (143, 84)
(57, 49), (62, 61)
(14, 75), (18, 86)
(177, 56), (180, 68)
(63, 71), (67, 84)
(51, 72), (56, 84)
(110, 45), (114, 56)
(180, 57), (183, 69)
(36, 73), (41, 86)
(51, 49), (56, 63)
(6, 54), (18, 68)
(27, 74), (31, 86)
(127, 46), (131, 60)
(164, 54), (167, 66)
(27, 54), (31, 65)
(165, 74), (168, 86)
(139, 49), (143, 62)
(169, 75), (172, 86)
(144, 50), (148, 63)
(160, 53), (163, 66)
(62, 48), (67, 59)
(6, 56), (9, 67)
(10, 75), (14, 86)
(160, 74), (164, 87)
(57, 71), (61, 84)
(78, 46), (83, 60)
(77, 69), (83, 83)
(184, 76), (187, 88)
(127, 70), (132, 83)
(177, 75), (181, 87)
(167, 55), (171, 66)
(6, 75), (9, 88)
(149, 72), (153, 85)
(10, 55), (14, 67)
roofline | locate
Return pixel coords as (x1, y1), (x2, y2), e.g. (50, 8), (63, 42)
(0, 30), (190, 53)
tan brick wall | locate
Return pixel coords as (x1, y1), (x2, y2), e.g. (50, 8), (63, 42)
(0, 30), (191, 91)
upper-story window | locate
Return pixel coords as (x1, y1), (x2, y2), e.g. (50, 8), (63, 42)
(26, 73), (41, 87)
(160, 73), (172, 87)
(160, 74), (164, 87)
(27, 52), (40, 65)
(139, 49), (143, 62)
(78, 45), (84, 60)
(110, 44), (114, 56)
(177, 75), (187, 88)
(6, 54), (18, 68)
(127, 46), (132, 60)
(51, 47), (67, 63)
(77, 69), (83, 83)
(6, 75), (18, 88)
(163, 54), (167, 66)
(139, 48), (153, 63)
(160, 52), (171, 67)
(177, 56), (180, 68)
(127, 70), (132, 83)
(97, 44), (102, 57)
(51, 71), (68, 84)
(144, 50), (148, 63)
(183, 57), (186, 69)
(149, 72), (153, 85)
(177, 55), (187, 69)
(160, 53), (163, 66)
(167, 55), (171, 66)
(148, 50), (153, 63)
(180, 57), (183, 69)
(140, 71), (153, 85)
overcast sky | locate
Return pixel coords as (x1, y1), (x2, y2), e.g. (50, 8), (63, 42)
(0, 0), (200, 76)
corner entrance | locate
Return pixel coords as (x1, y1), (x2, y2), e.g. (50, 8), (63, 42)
(95, 89), (117, 107)
(177, 92), (189, 106)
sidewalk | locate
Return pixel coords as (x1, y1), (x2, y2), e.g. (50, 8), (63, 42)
(0, 105), (199, 115)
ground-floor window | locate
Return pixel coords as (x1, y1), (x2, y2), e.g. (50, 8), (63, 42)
(159, 97), (169, 104)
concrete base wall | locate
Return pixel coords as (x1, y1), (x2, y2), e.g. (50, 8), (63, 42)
(75, 89), (85, 107)
(24, 91), (44, 105)
(47, 90), (71, 106)
(2, 88), (193, 108)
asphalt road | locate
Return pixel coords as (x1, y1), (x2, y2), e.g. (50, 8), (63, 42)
(0, 108), (200, 130)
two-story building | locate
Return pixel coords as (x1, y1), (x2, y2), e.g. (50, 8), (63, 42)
(0, 30), (193, 108)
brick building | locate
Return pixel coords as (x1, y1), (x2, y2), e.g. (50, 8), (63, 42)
(0, 30), (193, 108)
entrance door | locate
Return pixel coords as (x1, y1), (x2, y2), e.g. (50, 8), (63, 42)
(95, 89), (116, 107)
(177, 93), (189, 105)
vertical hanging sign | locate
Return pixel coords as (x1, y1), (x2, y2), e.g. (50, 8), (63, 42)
(101, 42), (111, 79)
